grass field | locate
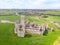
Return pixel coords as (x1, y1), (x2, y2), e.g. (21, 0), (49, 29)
(43, 11), (60, 15)
(53, 37), (60, 45)
(0, 23), (60, 45)
(0, 15), (20, 22)
(44, 16), (60, 23)
(0, 15), (60, 45)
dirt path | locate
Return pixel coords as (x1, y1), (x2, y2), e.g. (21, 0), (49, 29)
(0, 20), (14, 24)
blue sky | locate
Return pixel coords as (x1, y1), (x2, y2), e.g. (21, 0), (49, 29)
(0, 0), (60, 9)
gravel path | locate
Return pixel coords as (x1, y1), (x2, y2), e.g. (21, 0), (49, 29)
(0, 20), (14, 24)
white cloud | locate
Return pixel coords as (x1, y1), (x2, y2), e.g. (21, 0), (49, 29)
(21, 0), (60, 9)
(0, 0), (60, 9)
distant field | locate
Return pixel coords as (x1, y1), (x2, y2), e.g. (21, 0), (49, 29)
(43, 11), (60, 15)
(45, 16), (60, 23)
(0, 15), (20, 22)
(0, 10), (18, 15)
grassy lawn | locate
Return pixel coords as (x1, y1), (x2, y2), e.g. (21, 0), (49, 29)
(0, 23), (60, 45)
(45, 16), (60, 23)
(53, 37), (60, 45)
(0, 15), (60, 45)
(25, 16), (44, 24)
(0, 15), (20, 22)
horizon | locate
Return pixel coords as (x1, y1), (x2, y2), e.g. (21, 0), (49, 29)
(0, 8), (60, 10)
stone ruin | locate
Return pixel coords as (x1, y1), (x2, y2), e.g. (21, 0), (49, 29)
(14, 15), (49, 37)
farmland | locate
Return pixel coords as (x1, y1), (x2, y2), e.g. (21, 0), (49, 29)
(0, 10), (60, 45)
(45, 16), (60, 23)
(0, 16), (20, 22)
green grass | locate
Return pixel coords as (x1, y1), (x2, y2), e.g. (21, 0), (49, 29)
(0, 15), (20, 22)
(45, 16), (60, 23)
(0, 23), (60, 45)
(0, 15), (60, 45)
(25, 16), (46, 24)
(43, 11), (60, 15)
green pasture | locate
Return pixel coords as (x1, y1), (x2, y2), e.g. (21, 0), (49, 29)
(0, 15), (20, 22)
(43, 11), (60, 15)
(0, 15), (60, 45)
(0, 23), (60, 45)
(45, 16), (60, 23)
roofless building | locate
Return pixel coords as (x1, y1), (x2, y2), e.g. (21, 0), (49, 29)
(14, 15), (48, 37)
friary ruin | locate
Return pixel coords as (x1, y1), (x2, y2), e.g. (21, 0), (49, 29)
(14, 15), (49, 37)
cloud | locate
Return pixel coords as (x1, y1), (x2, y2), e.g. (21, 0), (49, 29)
(0, 0), (60, 9)
(25, 0), (60, 9)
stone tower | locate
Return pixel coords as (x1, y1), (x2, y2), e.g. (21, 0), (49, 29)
(14, 15), (25, 37)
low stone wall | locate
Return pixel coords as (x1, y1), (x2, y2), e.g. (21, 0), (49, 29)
(0, 20), (14, 23)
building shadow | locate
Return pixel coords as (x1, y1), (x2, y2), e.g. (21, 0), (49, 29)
(25, 33), (32, 38)
(43, 30), (48, 36)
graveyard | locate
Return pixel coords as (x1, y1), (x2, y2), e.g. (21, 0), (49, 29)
(0, 10), (60, 45)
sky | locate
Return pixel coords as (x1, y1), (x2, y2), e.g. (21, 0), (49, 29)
(0, 0), (60, 9)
